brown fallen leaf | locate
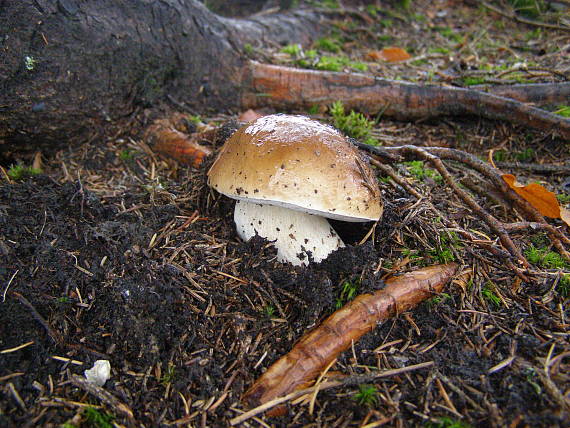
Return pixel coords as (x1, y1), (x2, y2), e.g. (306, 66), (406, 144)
(502, 174), (561, 218)
(368, 47), (411, 62)
(561, 207), (570, 227)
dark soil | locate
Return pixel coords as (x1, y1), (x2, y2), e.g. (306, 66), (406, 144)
(1, 1), (569, 427)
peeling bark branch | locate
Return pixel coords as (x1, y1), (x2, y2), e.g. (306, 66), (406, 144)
(242, 263), (458, 408)
(241, 62), (570, 139)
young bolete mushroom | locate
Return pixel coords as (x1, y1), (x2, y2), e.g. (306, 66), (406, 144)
(207, 114), (382, 266)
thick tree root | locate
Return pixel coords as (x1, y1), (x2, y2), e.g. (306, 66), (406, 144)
(242, 263), (458, 408)
(241, 62), (570, 139)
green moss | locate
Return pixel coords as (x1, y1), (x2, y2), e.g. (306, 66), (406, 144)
(84, 407), (114, 428)
(329, 101), (377, 145)
(428, 292), (451, 307)
(399, 0), (412, 10)
(24, 55), (37, 71)
(243, 43), (254, 56)
(353, 384), (379, 407)
(482, 283), (501, 307)
(463, 76), (487, 86)
(7, 164), (42, 181)
(509, 0), (545, 18)
(263, 304), (275, 318)
(524, 28), (542, 41)
(425, 417), (472, 428)
(366, 5), (379, 16)
(557, 274), (570, 298)
(557, 193), (570, 204)
(161, 363), (176, 386)
(553, 105), (570, 118)
(430, 247), (455, 264)
(315, 37), (342, 53)
(493, 150), (506, 162)
(307, 105), (320, 115)
(514, 148), (534, 162)
(281, 44), (302, 56)
(336, 279), (359, 309)
(403, 160), (442, 183)
(119, 149), (135, 161)
(525, 245), (569, 269)
(315, 55), (343, 71)
(428, 47), (451, 54)
(433, 26), (463, 43)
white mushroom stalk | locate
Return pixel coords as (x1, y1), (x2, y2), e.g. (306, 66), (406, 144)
(207, 114), (383, 266)
(234, 200), (345, 266)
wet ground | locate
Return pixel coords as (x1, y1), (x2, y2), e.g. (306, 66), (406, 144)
(1, 1), (569, 427)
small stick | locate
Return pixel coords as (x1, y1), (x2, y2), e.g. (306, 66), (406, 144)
(480, 0), (570, 32)
(70, 375), (134, 420)
(243, 263), (458, 408)
(398, 146), (527, 266)
(243, 62), (570, 138)
(363, 145), (569, 260)
(10, 291), (63, 345)
(231, 361), (434, 425)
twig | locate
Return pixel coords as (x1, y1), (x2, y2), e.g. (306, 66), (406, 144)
(70, 375), (134, 420)
(495, 161), (570, 175)
(480, 0), (570, 32)
(362, 145), (570, 260)
(10, 291), (63, 345)
(397, 146), (527, 265)
(231, 362), (434, 425)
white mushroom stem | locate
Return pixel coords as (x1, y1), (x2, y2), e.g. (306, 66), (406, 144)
(234, 200), (345, 266)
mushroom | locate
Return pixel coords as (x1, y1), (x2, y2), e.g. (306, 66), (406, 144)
(207, 114), (383, 266)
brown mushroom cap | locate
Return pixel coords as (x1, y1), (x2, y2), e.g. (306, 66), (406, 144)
(207, 114), (383, 222)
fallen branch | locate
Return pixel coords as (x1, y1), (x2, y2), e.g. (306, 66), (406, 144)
(10, 291), (63, 345)
(144, 116), (212, 168)
(242, 263), (458, 409)
(241, 62), (570, 139)
(70, 375), (134, 420)
(358, 143), (570, 262)
(230, 361), (434, 425)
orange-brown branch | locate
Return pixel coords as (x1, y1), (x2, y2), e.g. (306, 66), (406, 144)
(145, 117), (212, 168)
(243, 263), (459, 408)
(241, 62), (570, 139)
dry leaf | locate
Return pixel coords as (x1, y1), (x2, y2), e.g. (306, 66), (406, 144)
(368, 47), (411, 62)
(502, 174), (560, 218)
(238, 109), (264, 122)
(561, 207), (570, 227)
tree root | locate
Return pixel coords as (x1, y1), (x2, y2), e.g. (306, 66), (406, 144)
(242, 263), (458, 410)
(357, 143), (570, 264)
(242, 62), (570, 139)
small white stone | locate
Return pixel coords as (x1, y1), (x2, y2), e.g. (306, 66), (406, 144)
(84, 360), (111, 387)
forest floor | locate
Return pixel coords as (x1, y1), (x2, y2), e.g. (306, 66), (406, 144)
(1, 1), (569, 427)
